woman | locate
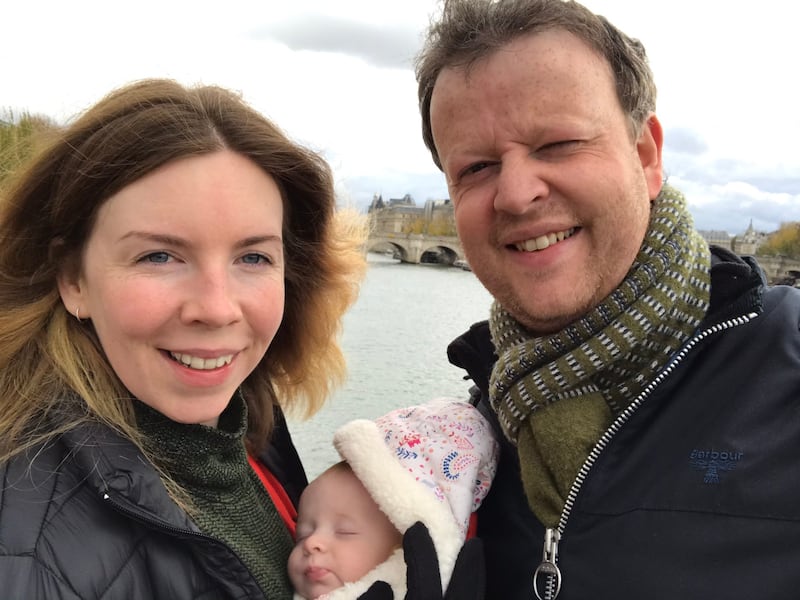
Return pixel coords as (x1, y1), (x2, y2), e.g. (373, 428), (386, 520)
(0, 79), (366, 599)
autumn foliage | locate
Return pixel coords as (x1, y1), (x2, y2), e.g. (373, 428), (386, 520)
(0, 110), (60, 192)
(758, 222), (800, 259)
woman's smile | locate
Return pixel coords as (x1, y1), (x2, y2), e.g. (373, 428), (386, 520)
(167, 351), (235, 370)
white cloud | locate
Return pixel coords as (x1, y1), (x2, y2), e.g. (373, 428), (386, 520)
(3, 0), (797, 234)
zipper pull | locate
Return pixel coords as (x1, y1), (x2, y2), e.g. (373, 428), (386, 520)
(533, 527), (562, 600)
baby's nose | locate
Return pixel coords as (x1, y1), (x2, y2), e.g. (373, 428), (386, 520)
(303, 531), (326, 553)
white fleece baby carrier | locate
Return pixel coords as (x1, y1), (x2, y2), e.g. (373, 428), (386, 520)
(295, 398), (499, 600)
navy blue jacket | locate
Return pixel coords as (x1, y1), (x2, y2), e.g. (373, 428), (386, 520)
(447, 248), (800, 599)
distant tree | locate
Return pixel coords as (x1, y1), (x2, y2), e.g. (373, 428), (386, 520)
(758, 222), (800, 258)
(0, 110), (60, 191)
(427, 217), (457, 237)
(404, 217), (426, 235)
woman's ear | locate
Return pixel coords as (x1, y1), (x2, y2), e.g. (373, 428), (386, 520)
(56, 255), (88, 321)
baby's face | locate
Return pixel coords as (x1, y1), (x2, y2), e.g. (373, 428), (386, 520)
(288, 465), (401, 599)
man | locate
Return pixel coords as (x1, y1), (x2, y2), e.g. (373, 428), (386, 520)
(415, 1), (800, 598)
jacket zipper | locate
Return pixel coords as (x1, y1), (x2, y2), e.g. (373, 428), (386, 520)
(101, 490), (217, 540)
(532, 311), (758, 600)
(100, 489), (265, 597)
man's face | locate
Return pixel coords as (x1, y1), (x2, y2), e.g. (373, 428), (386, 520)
(429, 29), (663, 334)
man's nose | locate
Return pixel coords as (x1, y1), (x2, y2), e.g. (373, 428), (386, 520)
(493, 153), (549, 215)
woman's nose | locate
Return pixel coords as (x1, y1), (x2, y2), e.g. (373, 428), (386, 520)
(180, 267), (242, 326)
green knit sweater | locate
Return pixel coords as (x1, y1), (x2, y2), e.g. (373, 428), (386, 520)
(135, 396), (294, 599)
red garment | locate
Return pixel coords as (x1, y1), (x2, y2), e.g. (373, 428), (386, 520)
(466, 512), (478, 540)
(248, 454), (297, 536)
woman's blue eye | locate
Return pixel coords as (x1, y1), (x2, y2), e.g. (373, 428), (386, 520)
(142, 251), (170, 263)
(242, 253), (270, 265)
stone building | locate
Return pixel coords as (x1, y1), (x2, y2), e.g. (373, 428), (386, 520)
(697, 221), (767, 255)
(368, 194), (455, 236)
(731, 220), (768, 255)
(368, 194), (419, 234)
(697, 229), (733, 251)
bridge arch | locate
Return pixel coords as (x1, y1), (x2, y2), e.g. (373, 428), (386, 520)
(366, 240), (407, 262)
(420, 245), (459, 265)
(367, 233), (465, 265)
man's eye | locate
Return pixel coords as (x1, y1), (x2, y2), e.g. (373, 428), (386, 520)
(462, 162), (491, 176)
(540, 140), (579, 152)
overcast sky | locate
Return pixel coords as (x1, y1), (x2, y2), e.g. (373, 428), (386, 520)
(3, 0), (798, 234)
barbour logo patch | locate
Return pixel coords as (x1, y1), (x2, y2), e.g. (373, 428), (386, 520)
(689, 449), (743, 484)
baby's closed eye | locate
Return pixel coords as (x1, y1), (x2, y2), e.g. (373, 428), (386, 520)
(335, 528), (358, 537)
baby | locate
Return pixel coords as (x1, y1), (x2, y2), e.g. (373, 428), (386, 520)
(288, 398), (499, 600)
(288, 462), (402, 599)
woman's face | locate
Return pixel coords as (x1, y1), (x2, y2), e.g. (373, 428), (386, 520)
(58, 150), (285, 427)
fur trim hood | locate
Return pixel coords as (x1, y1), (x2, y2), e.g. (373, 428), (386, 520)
(315, 398), (499, 599)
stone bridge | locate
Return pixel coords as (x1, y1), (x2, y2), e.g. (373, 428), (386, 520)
(367, 232), (465, 265)
(755, 255), (800, 284)
(365, 231), (800, 281)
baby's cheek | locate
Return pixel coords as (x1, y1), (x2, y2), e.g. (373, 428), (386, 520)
(287, 547), (304, 583)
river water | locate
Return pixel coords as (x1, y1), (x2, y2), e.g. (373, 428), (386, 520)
(287, 252), (493, 479)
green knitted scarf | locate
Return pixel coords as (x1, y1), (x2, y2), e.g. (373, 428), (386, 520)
(135, 395), (293, 599)
(488, 185), (711, 527)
